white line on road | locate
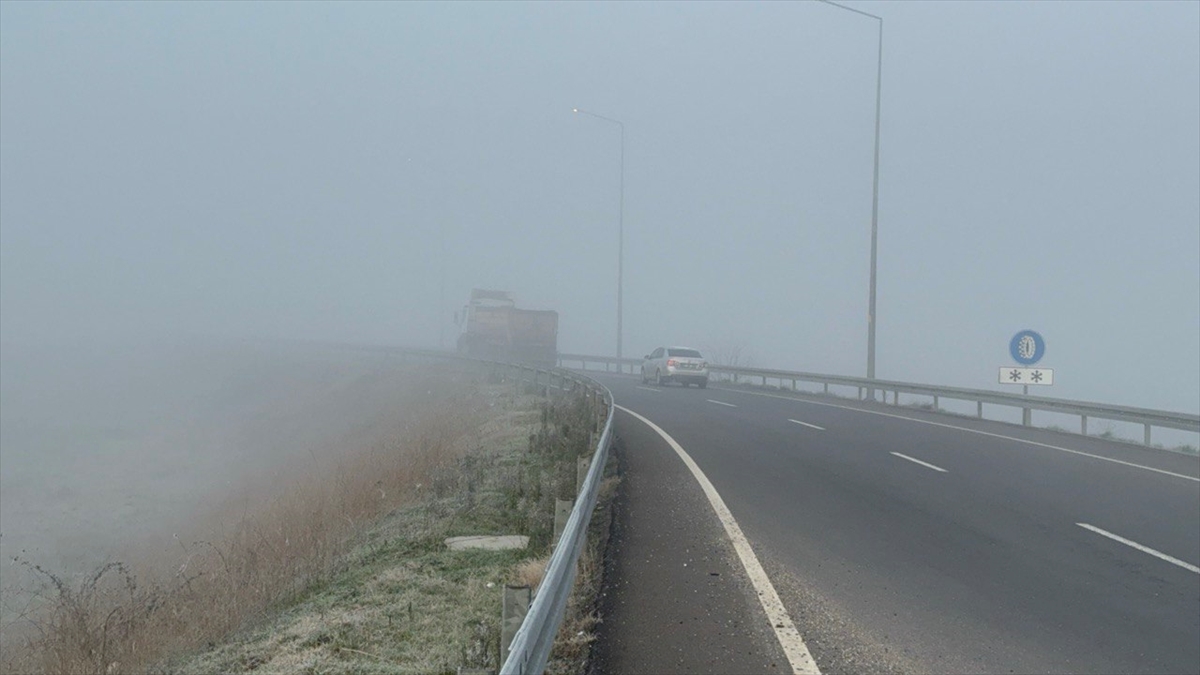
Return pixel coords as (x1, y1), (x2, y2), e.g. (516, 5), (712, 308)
(616, 405), (820, 675)
(713, 387), (1199, 483)
(890, 452), (948, 473)
(788, 419), (826, 431)
(1076, 523), (1200, 575)
(707, 399), (738, 408)
(635, 386), (660, 393)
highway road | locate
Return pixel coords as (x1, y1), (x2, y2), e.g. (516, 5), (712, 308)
(587, 373), (1200, 675)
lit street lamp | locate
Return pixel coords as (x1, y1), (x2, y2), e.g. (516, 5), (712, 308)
(818, 0), (883, 398)
(573, 107), (626, 359)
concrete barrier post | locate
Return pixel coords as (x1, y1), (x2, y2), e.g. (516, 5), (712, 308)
(577, 455), (591, 496)
(501, 585), (531, 666)
(552, 498), (573, 547)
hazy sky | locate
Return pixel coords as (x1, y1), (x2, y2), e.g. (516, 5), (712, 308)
(2, 1), (1197, 412)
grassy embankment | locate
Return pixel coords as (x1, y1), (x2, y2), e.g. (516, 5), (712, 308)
(2, 368), (613, 675)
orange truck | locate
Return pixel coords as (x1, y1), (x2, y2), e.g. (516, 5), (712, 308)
(456, 289), (559, 366)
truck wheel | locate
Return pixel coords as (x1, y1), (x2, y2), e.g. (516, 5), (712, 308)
(699, 379), (708, 389)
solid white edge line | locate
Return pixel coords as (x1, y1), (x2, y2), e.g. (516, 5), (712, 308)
(707, 399), (738, 408)
(714, 387), (1199, 483)
(1076, 523), (1200, 575)
(616, 405), (820, 675)
(635, 386), (660, 393)
(889, 451), (949, 473)
(788, 419), (826, 431)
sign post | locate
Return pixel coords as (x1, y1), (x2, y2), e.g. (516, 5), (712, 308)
(1002, 330), (1051, 426)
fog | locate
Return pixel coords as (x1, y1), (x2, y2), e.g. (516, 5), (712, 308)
(1, 0), (1198, 555)
(2, 1), (1198, 412)
(0, 340), (447, 601)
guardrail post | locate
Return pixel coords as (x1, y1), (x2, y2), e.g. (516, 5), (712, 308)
(824, 383), (829, 395)
(858, 386), (863, 400)
(977, 401), (983, 418)
(501, 585), (531, 666)
(1081, 415), (1088, 435)
(1144, 424), (1151, 446)
(577, 455), (591, 496)
(552, 498), (573, 547)
(1022, 406), (1031, 426)
(933, 395), (939, 410)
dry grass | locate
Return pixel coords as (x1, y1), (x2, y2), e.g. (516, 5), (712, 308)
(511, 557), (547, 591)
(166, 378), (609, 675)
(2, 363), (617, 675)
(0, 364), (488, 675)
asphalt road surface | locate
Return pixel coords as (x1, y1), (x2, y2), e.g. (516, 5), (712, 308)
(588, 373), (1200, 675)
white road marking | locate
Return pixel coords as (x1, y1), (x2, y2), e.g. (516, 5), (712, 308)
(713, 387), (1200, 483)
(707, 399), (738, 408)
(1077, 523), (1200, 575)
(890, 452), (948, 473)
(616, 405), (821, 675)
(635, 386), (660, 393)
(788, 419), (826, 431)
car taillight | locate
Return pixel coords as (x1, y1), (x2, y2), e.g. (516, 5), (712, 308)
(667, 359), (677, 367)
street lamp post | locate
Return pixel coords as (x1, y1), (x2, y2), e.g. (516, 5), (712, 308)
(573, 108), (625, 360)
(818, 0), (883, 399)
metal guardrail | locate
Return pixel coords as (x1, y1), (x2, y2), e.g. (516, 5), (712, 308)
(500, 375), (614, 675)
(557, 352), (1200, 446)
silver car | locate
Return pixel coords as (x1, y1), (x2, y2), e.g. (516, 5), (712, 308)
(641, 346), (709, 388)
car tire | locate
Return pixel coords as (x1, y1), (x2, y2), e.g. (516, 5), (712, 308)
(655, 370), (663, 386)
(698, 379), (708, 389)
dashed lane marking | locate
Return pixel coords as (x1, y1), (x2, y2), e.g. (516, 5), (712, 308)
(1077, 523), (1199, 574)
(890, 452), (948, 473)
(712, 387), (1199, 483)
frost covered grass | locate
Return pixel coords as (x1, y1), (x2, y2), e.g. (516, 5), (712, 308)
(2, 366), (614, 675)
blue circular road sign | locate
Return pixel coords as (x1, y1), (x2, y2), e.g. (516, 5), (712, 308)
(1009, 330), (1045, 365)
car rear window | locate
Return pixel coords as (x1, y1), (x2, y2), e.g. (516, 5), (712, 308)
(667, 348), (702, 357)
